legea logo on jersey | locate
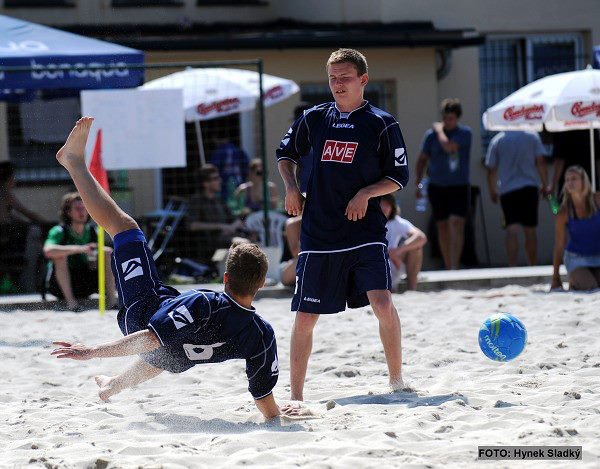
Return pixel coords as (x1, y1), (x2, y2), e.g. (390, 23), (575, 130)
(321, 140), (358, 163)
(168, 305), (194, 329)
(281, 127), (293, 146)
(121, 258), (143, 281)
(394, 148), (407, 166)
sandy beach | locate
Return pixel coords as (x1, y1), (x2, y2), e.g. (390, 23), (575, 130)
(2, 284), (599, 468)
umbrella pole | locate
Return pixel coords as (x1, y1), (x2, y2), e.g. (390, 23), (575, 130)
(194, 120), (207, 167)
(590, 125), (597, 192)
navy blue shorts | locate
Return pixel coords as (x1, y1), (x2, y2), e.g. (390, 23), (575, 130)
(291, 243), (391, 314)
(428, 184), (470, 221)
(500, 186), (538, 227)
(111, 229), (186, 372)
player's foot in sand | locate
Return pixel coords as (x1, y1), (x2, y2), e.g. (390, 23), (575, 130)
(56, 117), (94, 170)
(95, 375), (120, 402)
(389, 377), (406, 392)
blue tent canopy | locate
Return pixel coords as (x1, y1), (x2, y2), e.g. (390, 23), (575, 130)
(0, 15), (144, 93)
(594, 45), (600, 69)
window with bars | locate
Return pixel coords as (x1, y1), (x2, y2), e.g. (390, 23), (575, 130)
(4, 0), (75, 6)
(112, 0), (184, 7)
(6, 98), (80, 182)
(479, 34), (585, 154)
(196, 0), (267, 5)
(300, 82), (387, 110)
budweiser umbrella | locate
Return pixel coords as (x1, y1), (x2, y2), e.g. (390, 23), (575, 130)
(141, 68), (299, 165)
(482, 65), (600, 190)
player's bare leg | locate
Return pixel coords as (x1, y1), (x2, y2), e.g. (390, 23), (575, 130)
(367, 290), (403, 390)
(95, 359), (163, 401)
(56, 117), (138, 239)
(289, 311), (320, 401)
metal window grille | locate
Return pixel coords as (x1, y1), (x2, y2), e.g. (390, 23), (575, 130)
(479, 34), (586, 154)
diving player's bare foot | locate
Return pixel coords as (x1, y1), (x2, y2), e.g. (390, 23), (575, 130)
(56, 117), (94, 170)
(95, 375), (120, 402)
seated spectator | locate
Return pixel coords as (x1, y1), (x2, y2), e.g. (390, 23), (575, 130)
(380, 194), (427, 291)
(234, 158), (280, 214)
(280, 215), (301, 287)
(209, 136), (250, 202)
(188, 164), (249, 263)
(551, 166), (600, 291)
(0, 161), (48, 292)
(43, 193), (116, 311)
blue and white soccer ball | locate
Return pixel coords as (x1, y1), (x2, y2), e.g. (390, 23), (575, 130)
(478, 313), (527, 362)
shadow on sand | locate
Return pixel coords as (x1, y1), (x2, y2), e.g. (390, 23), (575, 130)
(330, 390), (468, 408)
(130, 412), (306, 434)
(0, 339), (49, 348)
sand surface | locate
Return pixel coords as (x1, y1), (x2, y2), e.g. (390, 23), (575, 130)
(1, 285), (599, 468)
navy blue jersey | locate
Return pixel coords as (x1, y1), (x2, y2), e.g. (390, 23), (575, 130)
(276, 101), (409, 251)
(147, 290), (279, 400)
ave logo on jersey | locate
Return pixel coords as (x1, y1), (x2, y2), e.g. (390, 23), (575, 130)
(121, 257), (143, 281)
(168, 305), (194, 329)
(321, 140), (358, 163)
(394, 148), (407, 167)
(183, 342), (225, 361)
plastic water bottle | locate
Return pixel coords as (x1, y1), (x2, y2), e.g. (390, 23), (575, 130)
(547, 194), (560, 215)
(226, 178), (240, 213)
(449, 152), (460, 172)
(416, 177), (428, 212)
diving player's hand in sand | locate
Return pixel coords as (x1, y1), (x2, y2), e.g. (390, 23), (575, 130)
(51, 341), (96, 360)
(279, 402), (318, 419)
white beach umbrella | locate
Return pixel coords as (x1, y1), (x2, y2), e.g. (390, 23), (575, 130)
(482, 65), (600, 190)
(141, 67), (300, 165)
(142, 67), (299, 122)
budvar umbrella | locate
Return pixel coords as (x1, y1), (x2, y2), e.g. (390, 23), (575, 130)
(141, 68), (300, 165)
(482, 65), (600, 190)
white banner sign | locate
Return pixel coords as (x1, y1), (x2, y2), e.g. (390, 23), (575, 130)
(80, 89), (185, 169)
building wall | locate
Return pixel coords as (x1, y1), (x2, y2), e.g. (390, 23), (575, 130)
(4, 0), (600, 266)
(0, 0), (278, 26)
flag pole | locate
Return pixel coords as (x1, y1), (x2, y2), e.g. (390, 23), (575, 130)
(97, 226), (106, 317)
(89, 128), (110, 317)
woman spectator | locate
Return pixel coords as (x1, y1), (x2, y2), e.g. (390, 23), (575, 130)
(551, 165), (600, 291)
(234, 158), (279, 214)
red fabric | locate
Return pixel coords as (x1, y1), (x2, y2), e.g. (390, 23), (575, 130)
(89, 129), (110, 194)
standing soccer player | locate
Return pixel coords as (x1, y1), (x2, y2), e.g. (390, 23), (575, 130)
(277, 49), (409, 401)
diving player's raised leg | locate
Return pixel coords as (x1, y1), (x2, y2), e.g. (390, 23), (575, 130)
(95, 359), (163, 401)
(56, 117), (138, 239)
